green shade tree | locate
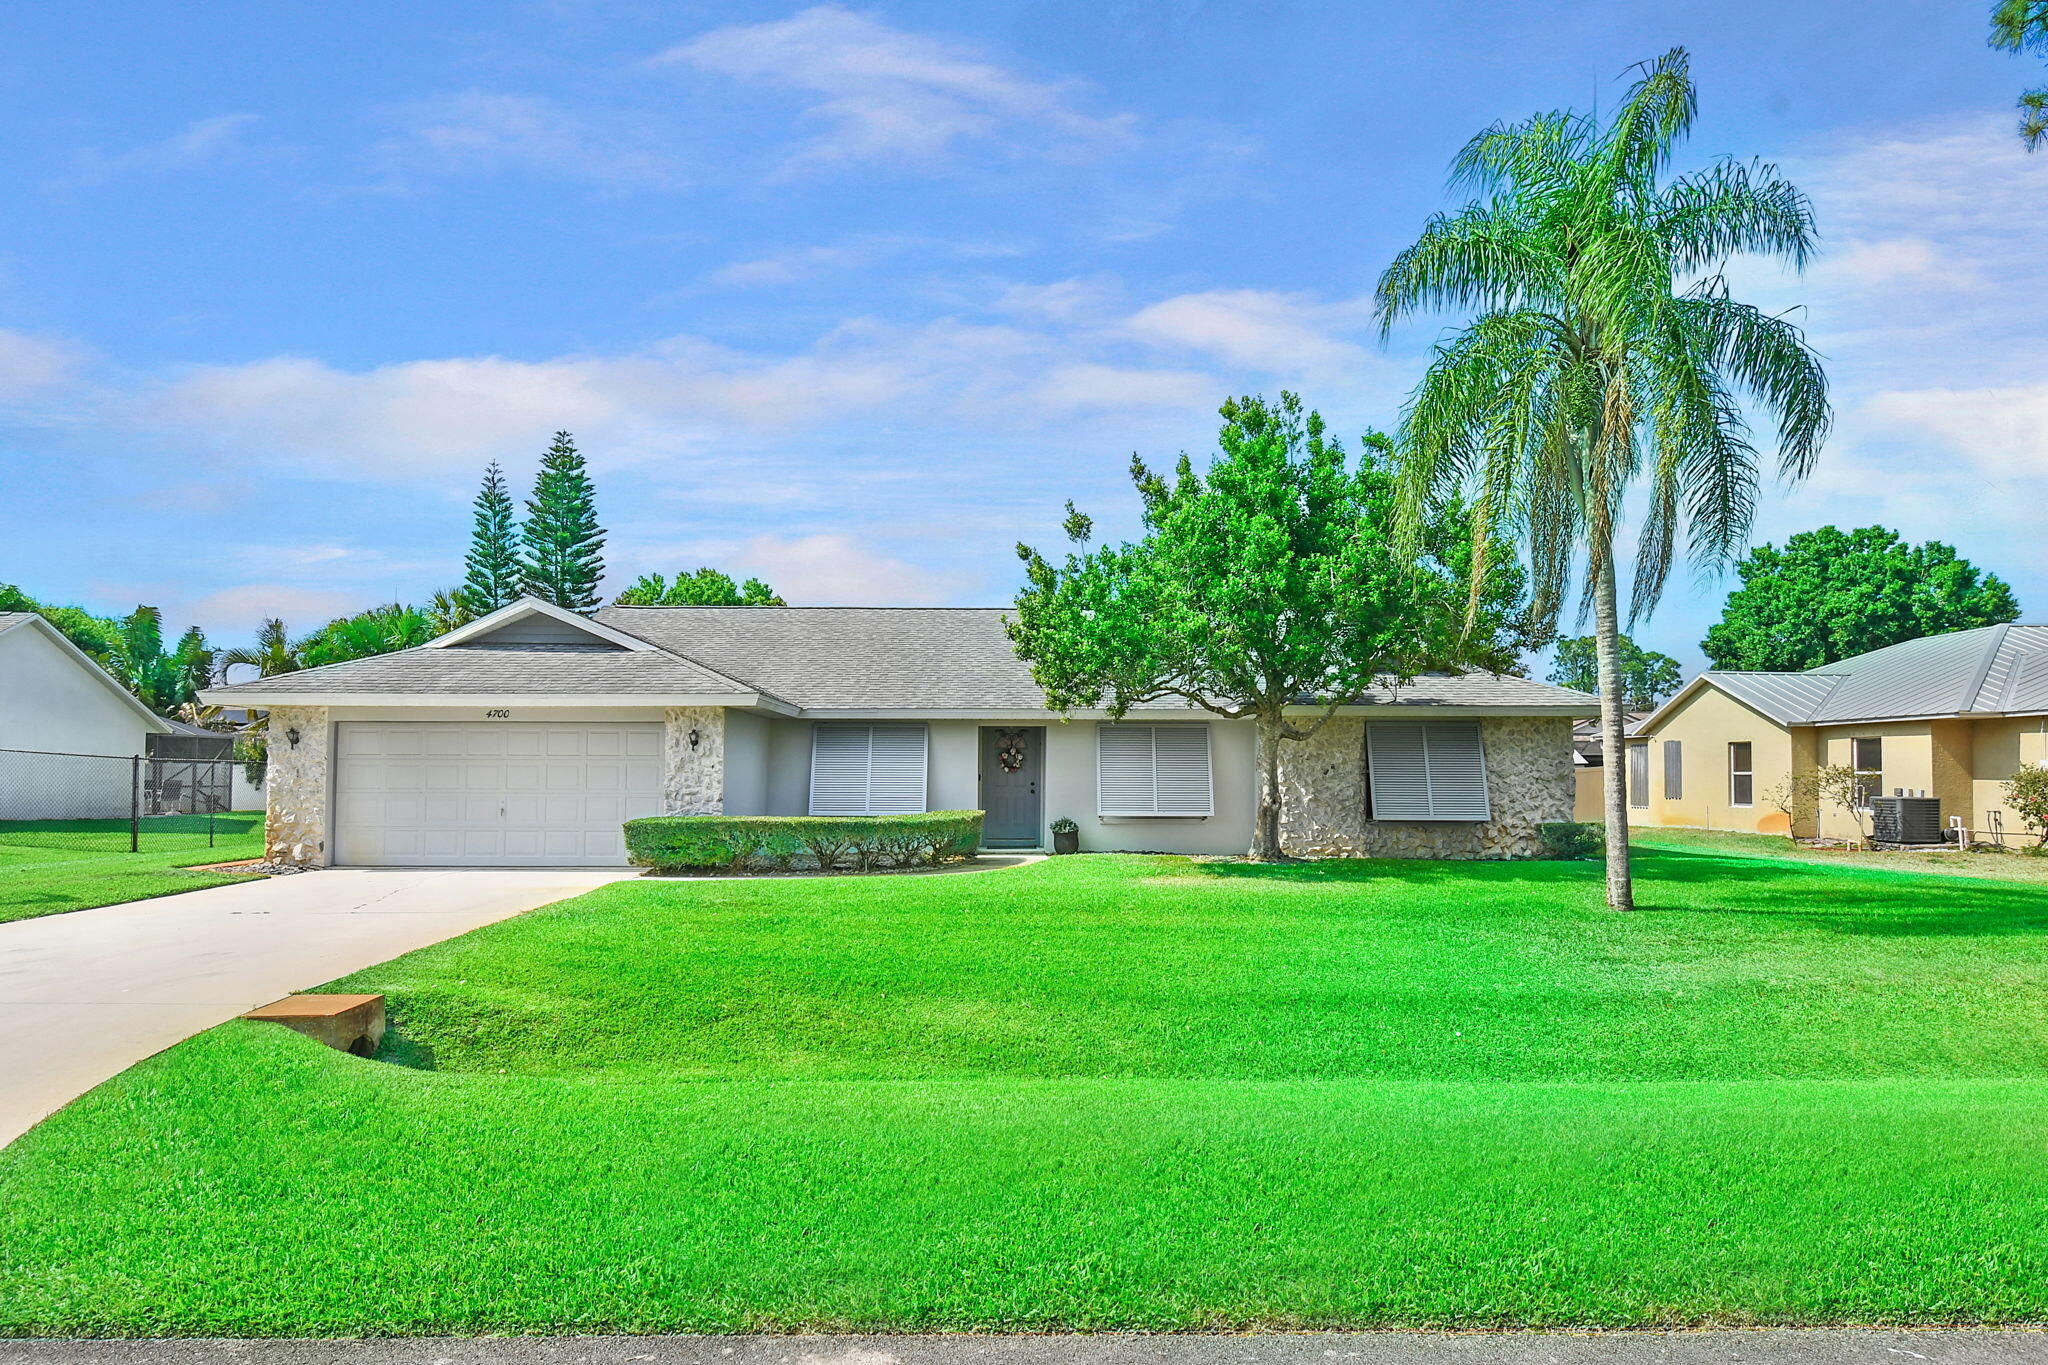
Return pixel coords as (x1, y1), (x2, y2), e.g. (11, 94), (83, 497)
(217, 618), (304, 681)
(1376, 48), (1831, 909)
(613, 569), (784, 606)
(1007, 392), (1528, 863)
(1703, 525), (2020, 671)
(462, 462), (524, 615)
(1, 583), (128, 670)
(1549, 635), (1682, 710)
(299, 604), (437, 669)
(113, 607), (213, 714)
(1992, 1), (2048, 147)
(520, 432), (606, 613)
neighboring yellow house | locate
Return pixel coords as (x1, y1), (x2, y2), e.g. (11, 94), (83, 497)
(1620, 624), (2048, 845)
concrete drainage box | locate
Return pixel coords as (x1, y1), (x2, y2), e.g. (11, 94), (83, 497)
(242, 994), (386, 1056)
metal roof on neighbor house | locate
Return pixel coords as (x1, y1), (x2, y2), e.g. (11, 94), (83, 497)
(1673, 623), (2048, 728)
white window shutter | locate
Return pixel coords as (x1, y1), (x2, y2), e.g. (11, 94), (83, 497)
(1368, 721), (1491, 822)
(1097, 724), (1158, 815)
(865, 724), (928, 814)
(809, 723), (928, 815)
(1423, 722), (1491, 821)
(1151, 725), (1213, 815)
(1367, 723), (1432, 820)
(1097, 723), (1213, 816)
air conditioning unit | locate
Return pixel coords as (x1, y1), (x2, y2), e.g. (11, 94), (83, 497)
(1871, 794), (1943, 846)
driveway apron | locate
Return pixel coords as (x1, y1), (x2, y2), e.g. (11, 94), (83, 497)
(0, 867), (635, 1147)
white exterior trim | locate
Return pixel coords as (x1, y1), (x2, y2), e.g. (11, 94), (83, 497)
(195, 690), (777, 710)
(427, 596), (658, 652)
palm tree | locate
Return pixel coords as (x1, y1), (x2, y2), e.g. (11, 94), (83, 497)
(1376, 49), (1830, 910)
(217, 618), (305, 682)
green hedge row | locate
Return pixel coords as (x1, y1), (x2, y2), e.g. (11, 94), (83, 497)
(624, 811), (984, 873)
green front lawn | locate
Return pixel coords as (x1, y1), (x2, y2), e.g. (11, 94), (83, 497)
(0, 813), (265, 925)
(1637, 825), (2048, 885)
(3, 846), (2045, 1333)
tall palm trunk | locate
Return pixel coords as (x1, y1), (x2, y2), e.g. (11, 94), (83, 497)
(1591, 536), (1636, 911)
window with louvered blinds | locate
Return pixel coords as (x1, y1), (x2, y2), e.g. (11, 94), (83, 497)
(1365, 722), (1492, 822)
(808, 723), (928, 815)
(1097, 723), (1213, 816)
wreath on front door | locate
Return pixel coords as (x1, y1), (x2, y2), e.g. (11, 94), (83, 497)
(995, 729), (1028, 773)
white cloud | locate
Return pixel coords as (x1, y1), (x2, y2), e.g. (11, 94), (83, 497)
(1861, 384), (2048, 485)
(1121, 289), (1373, 378)
(0, 329), (86, 399)
(1815, 237), (1982, 292)
(373, 92), (687, 189)
(130, 309), (1231, 481)
(56, 114), (263, 190)
(658, 4), (1135, 166)
(736, 532), (947, 604)
(706, 243), (871, 288)
(187, 584), (363, 634)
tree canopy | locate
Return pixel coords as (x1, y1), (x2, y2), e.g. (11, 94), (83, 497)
(614, 569), (784, 606)
(462, 461), (523, 615)
(1701, 525), (2020, 671)
(520, 432), (606, 613)
(1374, 48), (1829, 910)
(1549, 635), (1682, 711)
(1008, 392), (1528, 862)
(0, 584), (211, 715)
(1992, 0), (2048, 147)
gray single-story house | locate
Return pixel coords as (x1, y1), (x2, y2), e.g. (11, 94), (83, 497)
(201, 596), (1596, 867)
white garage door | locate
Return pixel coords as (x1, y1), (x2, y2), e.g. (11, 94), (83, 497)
(333, 722), (664, 867)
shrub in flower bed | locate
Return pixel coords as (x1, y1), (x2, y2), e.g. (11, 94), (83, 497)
(624, 811), (984, 873)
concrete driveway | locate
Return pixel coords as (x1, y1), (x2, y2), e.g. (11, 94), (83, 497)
(0, 866), (637, 1146)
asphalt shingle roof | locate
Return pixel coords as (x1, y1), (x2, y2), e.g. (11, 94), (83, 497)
(206, 642), (756, 698)
(599, 605), (1596, 713)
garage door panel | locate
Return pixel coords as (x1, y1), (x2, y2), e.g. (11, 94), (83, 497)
(335, 722), (665, 867)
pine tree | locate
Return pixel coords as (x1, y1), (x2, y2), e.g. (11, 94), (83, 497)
(519, 432), (606, 612)
(462, 462), (523, 614)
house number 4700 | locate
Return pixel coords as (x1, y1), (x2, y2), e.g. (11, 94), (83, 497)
(484, 709), (512, 719)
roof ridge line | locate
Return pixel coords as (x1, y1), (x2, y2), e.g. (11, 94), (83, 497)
(1963, 621), (2015, 713)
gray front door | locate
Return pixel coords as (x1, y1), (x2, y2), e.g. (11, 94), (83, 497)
(979, 726), (1045, 848)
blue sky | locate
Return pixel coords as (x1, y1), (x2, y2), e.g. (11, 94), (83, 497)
(2, 0), (2041, 674)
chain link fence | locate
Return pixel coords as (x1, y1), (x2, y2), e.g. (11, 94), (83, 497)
(0, 748), (264, 855)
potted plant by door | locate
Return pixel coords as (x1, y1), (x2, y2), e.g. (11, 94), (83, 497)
(1050, 818), (1080, 855)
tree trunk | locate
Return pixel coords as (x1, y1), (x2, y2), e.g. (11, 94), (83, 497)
(1592, 541), (1637, 911)
(1250, 715), (1286, 861)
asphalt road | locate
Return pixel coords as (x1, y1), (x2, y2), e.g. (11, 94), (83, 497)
(1, 1333), (2041, 1365)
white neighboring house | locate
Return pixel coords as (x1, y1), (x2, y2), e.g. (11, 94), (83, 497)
(202, 595), (1596, 869)
(0, 612), (172, 820)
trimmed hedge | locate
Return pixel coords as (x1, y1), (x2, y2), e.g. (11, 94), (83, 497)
(1537, 821), (1604, 860)
(625, 811), (984, 874)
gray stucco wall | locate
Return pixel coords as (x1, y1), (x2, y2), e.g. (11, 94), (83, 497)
(1276, 715), (1575, 860)
(721, 709), (772, 815)
(747, 714), (1258, 855)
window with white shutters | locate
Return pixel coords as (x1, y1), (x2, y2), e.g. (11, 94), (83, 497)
(1097, 723), (1213, 816)
(1365, 722), (1492, 822)
(808, 723), (928, 815)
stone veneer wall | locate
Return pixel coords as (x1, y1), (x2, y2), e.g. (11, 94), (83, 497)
(264, 704), (331, 867)
(1277, 715), (1575, 860)
(663, 706), (726, 815)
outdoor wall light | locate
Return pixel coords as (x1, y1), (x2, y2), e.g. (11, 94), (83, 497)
(688, 729), (701, 750)
(286, 727), (301, 748)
